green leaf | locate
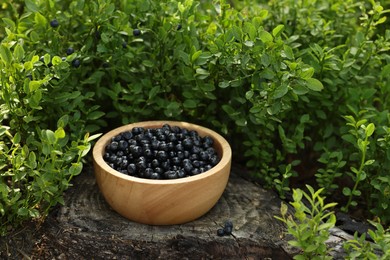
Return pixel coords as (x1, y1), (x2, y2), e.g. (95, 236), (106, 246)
(292, 84), (309, 95)
(183, 99), (197, 109)
(2, 18), (16, 30)
(364, 159), (375, 166)
(272, 24), (285, 37)
(300, 67), (314, 79)
(17, 207), (29, 216)
(222, 104), (236, 115)
(54, 127), (66, 139)
(318, 222), (335, 231)
(280, 202), (288, 216)
(29, 81), (41, 92)
(69, 163), (83, 176)
(260, 68), (275, 79)
(28, 151), (37, 169)
(45, 130), (56, 144)
(14, 44), (25, 62)
(29, 89), (42, 109)
(13, 132), (21, 144)
(87, 133), (103, 142)
(374, 16), (387, 26)
(195, 68), (210, 79)
(52, 56), (62, 66)
(273, 84), (288, 99)
(305, 78), (324, 91)
(283, 45), (294, 60)
(191, 50), (202, 62)
(343, 187), (351, 196)
(87, 111), (105, 120)
(34, 12), (47, 27)
(381, 64), (390, 78)
(232, 25), (242, 41)
(292, 189), (303, 202)
(259, 30), (273, 43)
(148, 86), (160, 100)
(57, 115), (69, 128)
(219, 81), (230, 89)
(0, 44), (12, 65)
(142, 60), (154, 68)
(288, 240), (302, 248)
(25, 0), (39, 12)
(365, 123), (375, 137)
(178, 50), (190, 66)
(243, 22), (256, 40)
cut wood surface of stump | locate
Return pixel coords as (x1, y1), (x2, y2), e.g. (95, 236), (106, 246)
(1, 165), (356, 259)
(1, 165), (293, 259)
(55, 166), (292, 259)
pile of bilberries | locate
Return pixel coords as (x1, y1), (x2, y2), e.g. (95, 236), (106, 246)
(217, 220), (234, 236)
(103, 124), (220, 180)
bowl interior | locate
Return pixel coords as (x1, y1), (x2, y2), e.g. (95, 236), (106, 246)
(93, 120), (232, 184)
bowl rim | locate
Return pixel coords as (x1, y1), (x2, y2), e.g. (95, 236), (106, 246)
(93, 120), (232, 185)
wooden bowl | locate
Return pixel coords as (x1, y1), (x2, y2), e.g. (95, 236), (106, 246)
(92, 121), (232, 225)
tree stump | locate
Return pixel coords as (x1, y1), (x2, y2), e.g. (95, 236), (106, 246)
(2, 165), (359, 259)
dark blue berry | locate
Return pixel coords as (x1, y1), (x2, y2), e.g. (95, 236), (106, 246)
(158, 142), (168, 151)
(183, 163), (193, 173)
(66, 47), (74, 55)
(154, 167), (163, 174)
(144, 148), (153, 158)
(127, 163), (136, 175)
(136, 160), (147, 171)
(109, 141), (119, 151)
(183, 138), (193, 149)
(191, 146), (201, 154)
(177, 170), (186, 178)
(150, 172), (160, 179)
(223, 220), (233, 235)
(177, 24), (182, 30)
(50, 19), (59, 28)
(103, 152), (110, 161)
(191, 168), (201, 175)
(217, 228), (225, 237)
(177, 151), (185, 160)
(172, 157), (181, 165)
(157, 150), (168, 161)
(192, 160), (201, 168)
(132, 127), (144, 135)
(189, 153), (199, 161)
(122, 131), (133, 140)
(72, 59), (81, 68)
(161, 160), (170, 170)
(199, 151), (209, 161)
(223, 226), (233, 235)
(176, 143), (184, 151)
(113, 135), (122, 142)
(144, 168), (153, 178)
(118, 140), (128, 150)
(133, 29), (141, 36)
(225, 220), (233, 228)
(108, 154), (117, 163)
(210, 155), (219, 166)
(151, 159), (160, 168)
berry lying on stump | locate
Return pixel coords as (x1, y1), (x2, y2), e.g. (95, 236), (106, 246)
(217, 220), (234, 236)
(103, 124), (220, 180)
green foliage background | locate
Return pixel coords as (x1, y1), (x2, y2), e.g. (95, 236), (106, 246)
(0, 0), (389, 234)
